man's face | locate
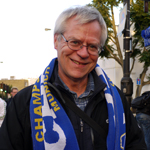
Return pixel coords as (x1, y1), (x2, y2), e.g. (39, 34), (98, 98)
(11, 89), (18, 98)
(54, 17), (102, 82)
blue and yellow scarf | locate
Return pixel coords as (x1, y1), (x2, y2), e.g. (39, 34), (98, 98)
(30, 58), (126, 150)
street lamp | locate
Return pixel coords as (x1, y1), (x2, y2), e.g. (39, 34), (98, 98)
(45, 28), (51, 31)
(121, 0), (133, 106)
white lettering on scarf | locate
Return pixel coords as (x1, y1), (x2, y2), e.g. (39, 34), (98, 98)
(41, 74), (66, 150)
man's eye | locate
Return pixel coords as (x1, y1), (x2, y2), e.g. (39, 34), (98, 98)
(69, 40), (81, 46)
(89, 45), (97, 50)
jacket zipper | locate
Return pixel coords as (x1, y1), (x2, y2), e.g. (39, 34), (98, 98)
(84, 91), (105, 149)
(50, 83), (103, 149)
(80, 118), (84, 132)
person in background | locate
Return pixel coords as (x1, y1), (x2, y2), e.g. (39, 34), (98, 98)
(0, 97), (6, 127)
(6, 87), (18, 110)
(0, 6), (147, 150)
(136, 111), (150, 150)
(132, 91), (150, 150)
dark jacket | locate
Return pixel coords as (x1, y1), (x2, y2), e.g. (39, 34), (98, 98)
(134, 91), (150, 116)
(5, 97), (13, 110)
(0, 69), (147, 150)
(136, 104), (150, 116)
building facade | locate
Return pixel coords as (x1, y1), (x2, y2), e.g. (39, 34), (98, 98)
(0, 78), (29, 92)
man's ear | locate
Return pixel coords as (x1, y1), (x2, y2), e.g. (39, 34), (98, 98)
(54, 34), (58, 49)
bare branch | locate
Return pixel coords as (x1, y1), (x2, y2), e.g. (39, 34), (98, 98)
(143, 80), (150, 86)
(110, 5), (123, 62)
(105, 45), (123, 66)
(130, 58), (135, 74)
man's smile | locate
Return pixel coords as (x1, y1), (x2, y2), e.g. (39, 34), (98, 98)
(71, 59), (87, 65)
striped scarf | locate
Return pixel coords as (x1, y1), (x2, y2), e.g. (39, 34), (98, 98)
(30, 58), (126, 150)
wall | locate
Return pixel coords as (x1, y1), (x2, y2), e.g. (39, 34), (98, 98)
(0, 79), (29, 92)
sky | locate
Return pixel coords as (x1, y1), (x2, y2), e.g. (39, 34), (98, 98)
(0, 0), (121, 80)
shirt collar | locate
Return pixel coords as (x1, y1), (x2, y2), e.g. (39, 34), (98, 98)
(57, 73), (94, 98)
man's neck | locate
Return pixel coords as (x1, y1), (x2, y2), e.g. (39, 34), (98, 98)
(59, 75), (88, 97)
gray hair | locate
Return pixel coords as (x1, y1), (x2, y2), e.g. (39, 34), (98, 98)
(54, 6), (107, 47)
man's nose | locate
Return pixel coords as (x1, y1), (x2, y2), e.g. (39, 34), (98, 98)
(77, 45), (89, 58)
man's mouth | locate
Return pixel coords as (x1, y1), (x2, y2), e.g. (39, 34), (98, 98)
(72, 60), (85, 65)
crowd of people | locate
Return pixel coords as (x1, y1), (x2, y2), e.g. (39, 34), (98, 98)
(0, 5), (148, 150)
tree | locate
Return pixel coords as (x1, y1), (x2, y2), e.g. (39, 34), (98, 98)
(88, 0), (150, 97)
(88, 0), (124, 67)
(130, 0), (150, 97)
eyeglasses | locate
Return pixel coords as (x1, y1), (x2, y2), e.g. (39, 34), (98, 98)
(61, 34), (102, 56)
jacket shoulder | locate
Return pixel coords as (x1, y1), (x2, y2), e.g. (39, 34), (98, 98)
(15, 85), (34, 106)
(0, 85), (34, 150)
(9, 85), (34, 117)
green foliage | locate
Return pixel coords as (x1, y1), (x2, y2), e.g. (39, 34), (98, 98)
(88, 1), (112, 28)
(139, 51), (150, 68)
(88, 0), (123, 58)
(88, 0), (150, 96)
(90, 0), (123, 29)
(130, 48), (141, 57)
(130, 0), (150, 60)
(146, 73), (150, 80)
(100, 44), (113, 58)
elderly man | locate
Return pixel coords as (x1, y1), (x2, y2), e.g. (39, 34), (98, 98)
(0, 6), (146, 150)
